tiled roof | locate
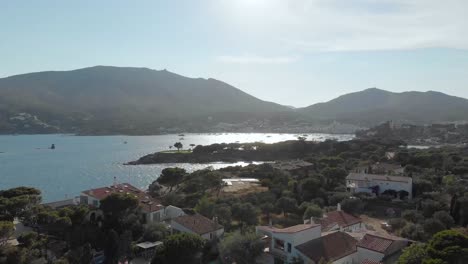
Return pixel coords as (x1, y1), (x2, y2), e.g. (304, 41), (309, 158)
(172, 214), (223, 235)
(320, 210), (361, 231)
(357, 234), (407, 256)
(82, 183), (163, 213)
(295, 231), (358, 262)
(346, 173), (411, 183)
(257, 224), (320, 234)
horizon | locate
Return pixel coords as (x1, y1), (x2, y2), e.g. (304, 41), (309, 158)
(2, 0), (468, 107)
(2, 65), (468, 107)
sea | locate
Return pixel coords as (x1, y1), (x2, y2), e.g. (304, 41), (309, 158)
(0, 133), (354, 202)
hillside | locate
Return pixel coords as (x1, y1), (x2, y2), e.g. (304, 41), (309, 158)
(0, 66), (290, 134)
(300, 88), (468, 126)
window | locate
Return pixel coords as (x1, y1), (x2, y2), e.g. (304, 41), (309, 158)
(210, 233), (213, 239)
(287, 243), (291, 253)
(92, 200), (99, 207)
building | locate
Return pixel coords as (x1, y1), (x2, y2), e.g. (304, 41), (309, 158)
(346, 173), (412, 199)
(319, 205), (364, 232)
(295, 231), (358, 264)
(256, 223), (322, 263)
(356, 234), (409, 264)
(271, 160), (314, 178)
(170, 213), (224, 240)
(80, 183), (165, 224)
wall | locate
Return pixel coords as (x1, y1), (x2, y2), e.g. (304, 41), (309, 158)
(356, 247), (384, 263)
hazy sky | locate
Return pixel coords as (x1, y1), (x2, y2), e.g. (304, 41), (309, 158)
(2, 0), (468, 107)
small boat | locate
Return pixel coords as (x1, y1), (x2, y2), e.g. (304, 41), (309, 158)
(179, 137), (184, 140)
(178, 134), (185, 136)
(50, 144), (55, 150)
(123, 141), (128, 144)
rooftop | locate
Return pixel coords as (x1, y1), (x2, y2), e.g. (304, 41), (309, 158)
(81, 183), (163, 213)
(257, 223), (320, 234)
(172, 214), (223, 235)
(295, 231), (358, 262)
(346, 173), (412, 184)
(320, 210), (362, 231)
(271, 160), (314, 171)
(357, 233), (408, 256)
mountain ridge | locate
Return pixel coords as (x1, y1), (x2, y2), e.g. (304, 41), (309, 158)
(1, 66), (468, 134)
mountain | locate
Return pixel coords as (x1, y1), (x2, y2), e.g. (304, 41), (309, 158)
(300, 88), (468, 126)
(0, 66), (290, 134)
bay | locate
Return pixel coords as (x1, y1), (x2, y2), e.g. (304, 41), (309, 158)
(0, 133), (353, 202)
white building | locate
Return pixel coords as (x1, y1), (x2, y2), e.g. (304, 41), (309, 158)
(170, 213), (224, 240)
(80, 183), (165, 224)
(346, 173), (413, 199)
(256, 224), (322, 263)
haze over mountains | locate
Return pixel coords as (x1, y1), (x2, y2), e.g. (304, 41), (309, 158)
(0, 66), (467, 134)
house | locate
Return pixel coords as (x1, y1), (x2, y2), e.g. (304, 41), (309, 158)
(295, 231), (359, 264)
(319, 204), (364, 232)
(354, 163), (404, 175)
(170, 213), (224, 240)
(80, 183), (165, 224)
(271, 160), (314, 178)
(256, 223), (322, 263)
(346, 173), (412, 199)
(356, 234), (409, 264)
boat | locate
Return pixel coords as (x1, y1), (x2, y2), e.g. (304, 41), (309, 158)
(50, 144), (55, 150)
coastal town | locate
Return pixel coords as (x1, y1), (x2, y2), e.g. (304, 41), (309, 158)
(1, 134), (467, 264)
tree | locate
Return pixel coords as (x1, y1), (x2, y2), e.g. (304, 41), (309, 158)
(275, 197), (297, 217)
(340, 198), (364, 215)
(174, 142), (183, 152)
(100, 193), (139, 217)
(143, 223), (169, 242)
(214, 205), (232, 229)
(232, 203), (258, 226)
(148, 181), (163, 197)
(219, 232), (265, 264)
(426, 230), (468, 263)
(104, 229), (120, 264)
(160, 233), (205, 264)
(433, 211), (455, 229)
(0, 221), (14, 245)
(303, 204), (323, 220)
(195, 196), (215, 218)
(423, 219), (445, 238)
(321, 167), (348, 188)
(157, 168), (187, 192)
(397, 243), (428, 264)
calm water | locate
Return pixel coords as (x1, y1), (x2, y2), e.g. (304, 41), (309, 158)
(0, 133), (353, 202)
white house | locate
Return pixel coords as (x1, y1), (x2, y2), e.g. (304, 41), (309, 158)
(170, 213), (224, 240)
(319, 204), (364, 232)
(80, 183), (165, 224)
(256, 223), (322, 263)
(346, 173), (413, 199)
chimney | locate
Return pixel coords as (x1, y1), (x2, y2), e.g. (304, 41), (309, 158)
(113, 176), (117, 188)
(310, 217), (315, 224)
(213, 216), (218, 224)
(337, 203), (341, 211)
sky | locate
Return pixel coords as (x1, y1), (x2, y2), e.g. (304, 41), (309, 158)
(1, 0), (468, 107)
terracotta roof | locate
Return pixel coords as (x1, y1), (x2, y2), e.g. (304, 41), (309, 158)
(257, 224), (320, 234)
(81, 183), (163, 213)
(346, 173), (411, 183)
(295, 231), (358, 262)
(172, 214), (223, 235)
(357, 234), (408, 256)
(320, 210), (362, 231)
